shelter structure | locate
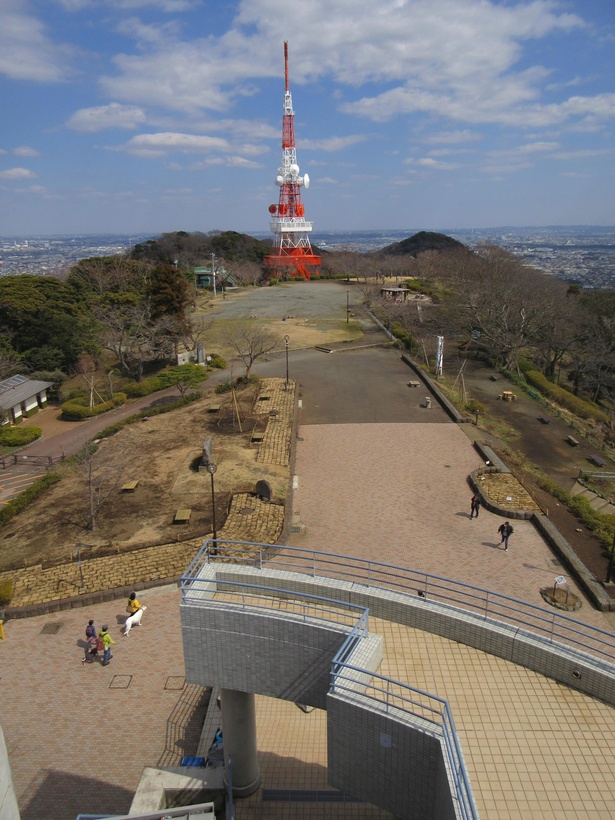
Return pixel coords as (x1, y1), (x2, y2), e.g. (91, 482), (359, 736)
(0, 375), (53, 425)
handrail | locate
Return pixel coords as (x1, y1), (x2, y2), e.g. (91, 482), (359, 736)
(329, 663), (478, 819)
(181, 576), (368, 633)
(183, 539), (615, 665)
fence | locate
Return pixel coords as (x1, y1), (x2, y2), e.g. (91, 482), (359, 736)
(0, 453), (64, 469)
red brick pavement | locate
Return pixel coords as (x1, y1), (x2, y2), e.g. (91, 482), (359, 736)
(0, 585), (204, 820)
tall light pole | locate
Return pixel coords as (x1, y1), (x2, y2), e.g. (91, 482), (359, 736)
(207, 462), (218, 556)
(211, 253), (217, 298)
(284, 335), (290, 390)
(346, 290), (349, 323)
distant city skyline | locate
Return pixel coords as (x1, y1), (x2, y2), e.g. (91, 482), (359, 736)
(1, 1), (615, 235)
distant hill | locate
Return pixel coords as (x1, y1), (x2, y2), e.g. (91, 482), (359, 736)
(379, 231), (467, 257)
(130, 230), (272, 266)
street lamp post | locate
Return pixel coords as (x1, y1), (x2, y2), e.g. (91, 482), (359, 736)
(346, 290), (349, 323)
(207, 462), (218, 556)
(284, 335), (290, 390)
(211, 253), (217, 298)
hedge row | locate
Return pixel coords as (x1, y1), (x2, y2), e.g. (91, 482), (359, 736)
(122, 377), (163, 397)
(97, 390), (202, 439)
(0, 472), (62, 528)
(0, 426), (42, 447)
(524, 371), (608, 423)
(536, 473), (615, 548)
(61, 393), (127, 420)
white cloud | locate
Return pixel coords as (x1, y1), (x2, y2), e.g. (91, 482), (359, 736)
(416, 157), (461, 170)
(0, 167), (37, 180)
(115, 132), (231, 157)
(298, 136), (367, 152)
(13, 146), (41, 156)
(0, 0), (74, 82)
(426, 130), (481, 145)
(67, 103), (147, 132)
(55, 0), (195, 9)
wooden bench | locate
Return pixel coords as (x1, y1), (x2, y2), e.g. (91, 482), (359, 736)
(489, 375), (498, 382)
(174, 508), (192, 524)
(207, 404), (221, 413)
(538, 416), (550, 425)
(121, 480), (139, 493)
(566, 435), (580, 447)
(589, 454), (606, 468)
(407, 381), (420, 388)
(258, 394), (271, 402)
(251, 432), (265, 443)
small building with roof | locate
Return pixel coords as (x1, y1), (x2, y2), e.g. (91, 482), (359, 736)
(0, 375), (53, 425)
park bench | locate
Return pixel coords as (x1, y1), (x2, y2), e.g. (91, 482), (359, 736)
(589, 454), (606, 468)
(207, 404), (221, 413)
(251, 431), (265, 443)
(258, 393), (271, 402)
(174, 508), (192, 524)
(407, 381), (420, 388)
(538, 416), (550, 425)
(121, 480), (139, 493)
(489, 375), (498, 382)
(566, 435), (580, 447)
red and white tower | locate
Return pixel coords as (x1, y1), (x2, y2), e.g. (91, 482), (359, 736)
(265, 42), (321, 281)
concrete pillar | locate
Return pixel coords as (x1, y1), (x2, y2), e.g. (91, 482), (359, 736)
(220, 689), (261, 797)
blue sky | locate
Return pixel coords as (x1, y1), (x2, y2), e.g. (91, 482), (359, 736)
(1, 0), (615, 236)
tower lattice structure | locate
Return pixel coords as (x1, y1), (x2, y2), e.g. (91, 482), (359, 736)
(265, 42), (321, 280)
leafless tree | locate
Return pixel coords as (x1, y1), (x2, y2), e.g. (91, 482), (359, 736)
(73, 444), (124, 532)
(224, 323), (282, 377)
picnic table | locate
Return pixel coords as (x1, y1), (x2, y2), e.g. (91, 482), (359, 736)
(121, 480), (139, 492)
(174, 508), (192, 524)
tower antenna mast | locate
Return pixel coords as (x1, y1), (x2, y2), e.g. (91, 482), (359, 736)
(264, 42), (321, 281)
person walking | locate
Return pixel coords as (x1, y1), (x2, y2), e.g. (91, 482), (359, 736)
(99, 625), (115, 666)
(470, 495), (481, 519)
(82, 619), (98, 664)
(124, 592), (146, 637)
(498, 521), (514, 551)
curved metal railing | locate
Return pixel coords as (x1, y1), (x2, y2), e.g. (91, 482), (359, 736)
(183, 539), (615, 666)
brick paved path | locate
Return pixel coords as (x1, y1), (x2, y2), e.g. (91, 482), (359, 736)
(288, 422), (613, 633)
(0, 585), (200, 820)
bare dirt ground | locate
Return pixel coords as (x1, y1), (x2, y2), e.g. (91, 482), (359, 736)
(0, 383), (288, 571)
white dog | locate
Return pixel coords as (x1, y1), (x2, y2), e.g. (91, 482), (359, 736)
(124, 605), (146, 636)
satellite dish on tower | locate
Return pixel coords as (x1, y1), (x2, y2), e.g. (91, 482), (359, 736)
(303, 173), (310, 189)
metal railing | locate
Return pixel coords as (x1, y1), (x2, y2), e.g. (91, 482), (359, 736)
(181, 575), (369, 635)
(183, 540), (615, 666)
(330, 663), (478, 820)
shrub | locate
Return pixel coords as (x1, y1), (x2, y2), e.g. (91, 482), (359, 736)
(525, 371), (609, 422)
(464, 399), (486, 415)
(215, 381), (234, 394)
(123, 377), (163, 397)
(0, 472), (61, 527)
(61, 393), (126, 420)
(207, 354), (227, 370)
(0, 577), (14, 606)
(0, 427), (42, 447)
